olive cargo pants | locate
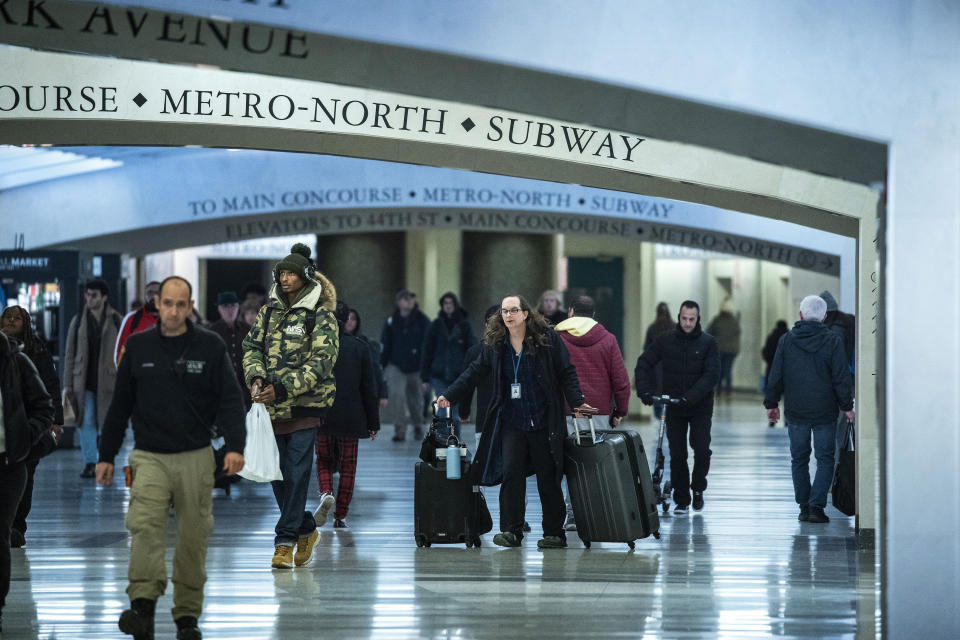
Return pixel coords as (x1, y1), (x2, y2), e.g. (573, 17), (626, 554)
(125, 447), (214, 620)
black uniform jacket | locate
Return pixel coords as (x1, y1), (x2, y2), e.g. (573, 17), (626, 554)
(100, 321), (246, 464)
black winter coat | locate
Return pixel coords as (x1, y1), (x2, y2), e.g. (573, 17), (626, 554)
(320, 335), (380, 438)
(445, 330), (584, 486)
(353, 334), (388, 399)
(0, 335), (54, 464)
(763, 321), (854, 424)
(420, 312), (477, 383)
(635, 323), (720, 415)
(457, 341), (490, 432)
(380, 306), (430, 373)
(21, 342), (63, 460)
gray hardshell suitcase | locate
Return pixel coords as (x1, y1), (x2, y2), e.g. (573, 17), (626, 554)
(563, 418), (661, 548)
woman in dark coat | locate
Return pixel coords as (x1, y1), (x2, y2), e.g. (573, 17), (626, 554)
(313, 302), (380, 530)
(1, 306), (63, 549)
(345, 308), (388, 406)
(438, 295), (593, 549)
(762, 320), (789, 379)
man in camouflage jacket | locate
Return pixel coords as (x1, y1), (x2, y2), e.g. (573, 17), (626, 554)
(242, 243), (339, 570)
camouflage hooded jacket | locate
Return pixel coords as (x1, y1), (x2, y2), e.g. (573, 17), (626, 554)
(242, 273), (339, 421)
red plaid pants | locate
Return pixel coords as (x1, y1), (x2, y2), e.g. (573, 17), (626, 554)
(314, 434), (359, 519)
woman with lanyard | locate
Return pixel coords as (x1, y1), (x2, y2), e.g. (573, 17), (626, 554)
(438, 295), (595, 549)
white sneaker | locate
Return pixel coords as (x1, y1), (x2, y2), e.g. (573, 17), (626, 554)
(313, 492), (335, 527)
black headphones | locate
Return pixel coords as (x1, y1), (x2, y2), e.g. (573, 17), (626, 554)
(274, 260), (316, 284)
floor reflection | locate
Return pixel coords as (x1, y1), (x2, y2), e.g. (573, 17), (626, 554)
(5, 399), (872, 638)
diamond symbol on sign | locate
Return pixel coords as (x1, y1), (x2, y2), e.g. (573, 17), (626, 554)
(132, 93), (147, 108)
(461, 118), (475, 132)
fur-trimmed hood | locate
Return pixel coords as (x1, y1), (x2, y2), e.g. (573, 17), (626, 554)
(268, 271), (337, 312)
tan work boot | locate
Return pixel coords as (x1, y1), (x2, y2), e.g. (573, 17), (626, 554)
(294, 530), (318, 566)
(271, 545), (294, 569)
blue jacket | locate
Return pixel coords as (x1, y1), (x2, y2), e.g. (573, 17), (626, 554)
(763, 320), (854, 424)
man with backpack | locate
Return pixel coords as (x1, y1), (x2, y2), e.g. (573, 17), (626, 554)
(63, 278), (123, 478)
(242, 243), (340, 570)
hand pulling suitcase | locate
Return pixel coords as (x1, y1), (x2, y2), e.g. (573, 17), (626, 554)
(564, 417), (661, 549)
(414, 455), (492, 548)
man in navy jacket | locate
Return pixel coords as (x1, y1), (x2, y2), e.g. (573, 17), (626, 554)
(764, 294), (854, 524)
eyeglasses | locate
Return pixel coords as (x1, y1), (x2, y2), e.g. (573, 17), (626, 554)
(501, 308), (523, 316)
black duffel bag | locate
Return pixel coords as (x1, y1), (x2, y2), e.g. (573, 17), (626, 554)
(831, 420), (856, 516)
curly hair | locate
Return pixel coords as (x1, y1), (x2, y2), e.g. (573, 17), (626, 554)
(1, 305), (46, 358)
(483, 294), (553, 348)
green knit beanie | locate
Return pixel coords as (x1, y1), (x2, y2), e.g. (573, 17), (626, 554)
(274, 243), (313, 281)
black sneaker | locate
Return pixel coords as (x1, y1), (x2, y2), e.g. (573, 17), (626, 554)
(798, 506), (810, 521)
(492, 531), (521, 547)
(10, 528), (25, 548)
(807, 507), (830, 523)
(175, 616), (202, 640)
(692, 491), (704, 511)
(391, 434), (405, 442)
(673, 503), (689, 515)
(333, 518), (349, 530)
(80, 463), (96, 478)
(118, 598), (156, 640)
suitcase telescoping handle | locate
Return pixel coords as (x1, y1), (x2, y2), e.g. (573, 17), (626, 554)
(573, 415), (598, 446)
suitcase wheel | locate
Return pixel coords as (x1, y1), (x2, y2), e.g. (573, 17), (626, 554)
(652, 531), (661, 540)
(627, 541), (636, 550)
(474, 536), (482, 548)
(582, 540), (591, 549)
(415, 535), (431, 548)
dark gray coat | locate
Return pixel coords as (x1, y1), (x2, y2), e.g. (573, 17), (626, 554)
(763, 320), (854, 424)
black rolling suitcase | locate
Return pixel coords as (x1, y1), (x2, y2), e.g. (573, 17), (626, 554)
(564, 417), (661, 548)
(414, 455), (492, 549)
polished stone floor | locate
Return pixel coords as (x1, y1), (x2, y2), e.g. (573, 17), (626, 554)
(4, 397), (879, 639)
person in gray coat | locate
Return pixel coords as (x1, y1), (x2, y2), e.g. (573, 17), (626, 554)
(63, 278), (122, 478)
(764, 295), (855, 524)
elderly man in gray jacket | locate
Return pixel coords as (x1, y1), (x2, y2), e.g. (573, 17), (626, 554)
(763, 295), (855, 524)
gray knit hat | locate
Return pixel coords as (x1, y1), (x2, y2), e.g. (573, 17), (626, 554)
(819, 290), (839, 312)
(274, 243), (314, 282)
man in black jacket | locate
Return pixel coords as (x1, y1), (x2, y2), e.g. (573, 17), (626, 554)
(97, 276), (246, 640)
(380, 289), (430, 442)
(0, 333), (53, 633)
(764, 295), (855, 524)
(636, 300), (720, 514)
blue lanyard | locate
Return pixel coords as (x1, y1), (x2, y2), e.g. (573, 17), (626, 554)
(512, 345), (523, 382)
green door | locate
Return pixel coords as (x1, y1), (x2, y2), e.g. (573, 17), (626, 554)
(566, 256), (624, 351)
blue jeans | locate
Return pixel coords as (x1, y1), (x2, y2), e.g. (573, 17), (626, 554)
(787, 421), (837, 508)
(79, 390), (99, 465)
(271, 428), (318, 546)
(429, 377), (461, 440)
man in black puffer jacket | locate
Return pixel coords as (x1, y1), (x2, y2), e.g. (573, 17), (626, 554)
(0, 333), (54, 633)
(764, 295), (854, 524)
(636, 300), (720, 514)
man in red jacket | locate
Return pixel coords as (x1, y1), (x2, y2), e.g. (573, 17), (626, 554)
(555, 295), (631, 530)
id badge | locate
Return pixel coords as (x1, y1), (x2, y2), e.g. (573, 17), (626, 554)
(510, 383), (522, 399)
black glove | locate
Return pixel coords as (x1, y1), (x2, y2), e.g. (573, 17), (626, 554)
(639, 393), (654, 406)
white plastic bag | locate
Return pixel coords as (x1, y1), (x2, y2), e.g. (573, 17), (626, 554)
(238, 403), (283, 482)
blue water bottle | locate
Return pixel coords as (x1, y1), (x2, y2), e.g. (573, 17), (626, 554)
(446, 439), (462, 479)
